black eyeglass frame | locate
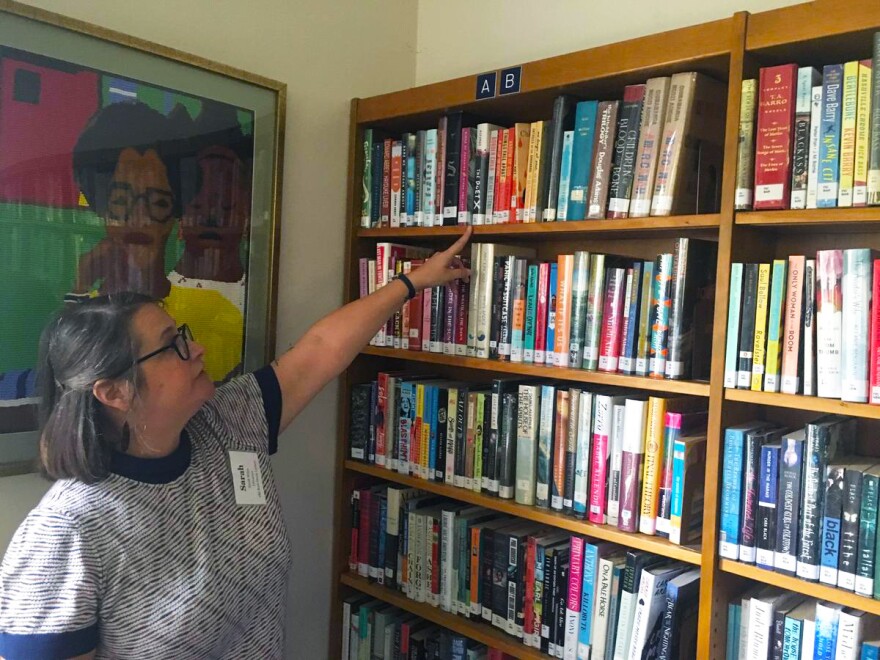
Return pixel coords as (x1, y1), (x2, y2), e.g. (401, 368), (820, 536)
(134, 324), (194, 367)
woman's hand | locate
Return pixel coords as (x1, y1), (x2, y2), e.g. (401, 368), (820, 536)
(407, 227), (473, 291)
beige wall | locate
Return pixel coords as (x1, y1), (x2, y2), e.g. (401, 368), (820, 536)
(3, 0), (417, 657)
(415, 0), (805, 85)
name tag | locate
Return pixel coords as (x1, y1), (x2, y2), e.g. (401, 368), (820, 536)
(228, 451), (267, 505)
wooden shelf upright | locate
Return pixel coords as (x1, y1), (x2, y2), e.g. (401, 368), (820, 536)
(330, 2), (880, 658)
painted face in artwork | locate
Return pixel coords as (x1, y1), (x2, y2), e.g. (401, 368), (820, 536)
(181, 146), (249, 247)
(105, 147), (175, 254)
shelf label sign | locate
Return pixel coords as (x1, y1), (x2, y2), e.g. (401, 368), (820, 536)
(499, 66), (522, 95)
(476, 71), (497, 100)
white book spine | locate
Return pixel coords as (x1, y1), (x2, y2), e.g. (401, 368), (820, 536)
(445, 389), (457, 485)
(612, 587), (637, 660)
(806, 86), (824, 209)
(486, 130), (499, 222)
(841, 249), (871, 403)
(424, 130), (437, 227)
(440, 510), (455, 612)
(746, 598), (773, 660)
(342, 601), (352, 660)
(590, 558), (614, 660)
(725, 263), (744, 388)
(606, 404), (626, 527)
(834, 609), (862, 660)
(466, 244), (482, 358)
(573, 391), (593, 515)
(476, 245), (495, 359)
(801, 619), (815, 660)
(516, 385), (540, 505)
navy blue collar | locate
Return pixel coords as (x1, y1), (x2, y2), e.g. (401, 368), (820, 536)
(110, 430), (191, 484)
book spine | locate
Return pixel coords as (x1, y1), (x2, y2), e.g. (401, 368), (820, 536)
(870, 33), (880, 205)
(435, 117), (447, 224)
(839, 467), (863, 590)
(780, 256), (806, 394)
(736, 79), (758, 210)
(803, 259), (817, 396)
(567, 101), (599, 221)
(458, 128), (474, 225)
(583, 254), (606, 371)
(655, 412), (681, 539)
(764, 260), (788, 392)
(818, 65), (844, 208)
(720, 427), (746, 559)
(750, 263), (771, 391)
(589, 395), (612, 525)
(573, 391), (592, 520)
(510, 259), (528, 363)
(568, 251), (591, 369)
(819, 464), (844, 586)
(816, 250), (843, 398)
(797, 422), (832, 581)
(536, 385), (556, 508)
(546, 264), (559, 366)
(738, 264), (759, 388)
(841, 249), (872, 402)
(856, 470), (879, 596)
(630, 77), (670, 217)
(535, 262), (551, 365)
(515, 385), (540, 506)
(619, 263), (642, 376)
(638, 397), (665, 536)
(807, 85), (824, 209)
(361, 129), (374, 227)
(598, 268), (626, 373)
(618, 399), (647, 533)
(871, 260), (880, 403)
(635, 261), (654, 376)
(790, 68), (818, 209)
(607, 404), (626, 528)
(524, 264), (539, 364)
(775, 434), (804, 574)
(854, 60), (872, 206)
(498, 392), (518, 499)
(486, 129), (499, 221)
(650, 72), (689, 216)
(380, 138), (392, 225)
(473, 124), (490, 225)
(588, 101), (620, 219)
(648, 253), (674, 379)
(563, 390), (579, 515)
(557, 132), (575, 221)
(551, 390), (570, 512)
(740, 429), (765, 564)
(838, 61), (859, 207)
(725, 263), (744, 388)
(512, 124), (531, 223)
(754, 64), (797, 209)
(414, 131), (424, 226)
(544, 97), (570, 221)
(564, 537), (585, 660)
(554, 254), (575, 367)
(442, 115), (463, 223)
(424, 130), (438, 226)
(422, 286), (433, 351)
(756, 444), (780, 569)
(405, 134), (417, 225)
(498, 257), (515, 360)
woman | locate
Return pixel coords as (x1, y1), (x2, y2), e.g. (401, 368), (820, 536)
(0, 229), (471, 660)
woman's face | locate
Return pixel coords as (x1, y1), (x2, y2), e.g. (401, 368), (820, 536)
(129, 304), (215, 425)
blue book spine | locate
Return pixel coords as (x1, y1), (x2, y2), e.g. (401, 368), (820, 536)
(863, 643), (880, 660)
(578, 543), (598, 654)
(670, 439), (687, 543)
(524, 264), (539, 363)
(782, 616), (802, 660)
(818, 64), (844, 208)
(427, 385), (437, 476)
(557, 131), (575, 220)
(727, 604), (741, 660)
(406, 145), (417, 219)
(398, 381), (414, 474)
(719, 427), (747, 559)
(567, 101), (599, 220)
(756, 444), (780, 570)
(546, 263), (559, 359)
(451, 635), (467, 660)
(620, 261), (643, 374)
(814, 604), (840, 660)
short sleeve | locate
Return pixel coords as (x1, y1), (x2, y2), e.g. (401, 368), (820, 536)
(0, 509), (99, 659)
(200, 365), (282, 455)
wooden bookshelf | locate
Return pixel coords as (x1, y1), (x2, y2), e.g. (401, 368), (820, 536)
(719, 560), (880, 617)
(331, 3), (880, 658)
(346, 460), (702, 565)
(340, 573), (552, 660)
(725, 388), (880, 420)
(360, 346), (712, 396)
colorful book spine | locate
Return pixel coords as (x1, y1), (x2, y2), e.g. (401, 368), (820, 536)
(535, 262), (551, 365)
(589, 394), (613, 525)
(790, 68), (821, 209)
(391, 141), (403, 227)
(524, 264), (539, 364)
(587, 101), (620, 219)
(598, 268), (626, 373)
(819, 463), (845, 586)
(618, 398), (647, 533)
(648, 253), (674, 379)
(536, 384), (556, 509)
(564, 537), (585, 659)
(854, 59), (873, 206)
(630, 77), (671, 217)
(486, 129), (499, 222)
(756, 443), (780, 570)
(816, 250), (844, 399)
(556, 131), (575, 221)
(568, 251), (591, 369)
(424, 130), (438, 226)
(554, 254), (575, 368)
(807, 85), (824, 209)
(635, 261), (654, 376)
(724, 263), (744, 388)
(566, 101), (599, 221)
(750, 262), (772, 391)
(720, 424), (750, 559)
(763, 259), (788, 392)
(618, 263), (643, 376)
(578, 543), (598, 660)
(780, 256), (806, 395)
(856, 467), (880, 596)
(361, 128), (374, 227)
(818, 64), (844, 208)
(510, 259), (528, 363)
(582, 253), (606, 372)
(735, 79), (758, 210)
(546, 263), (559, 367)
(754, 64), (798, 209)
(838, 61), (860, 207)
(639, 396), (667, 536)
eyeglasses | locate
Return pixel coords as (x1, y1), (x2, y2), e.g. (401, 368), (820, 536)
(107, 185), (175, 224)
(134, 324), (194, 367)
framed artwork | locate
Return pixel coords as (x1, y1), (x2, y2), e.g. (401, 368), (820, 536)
(0, 1), (286, 472)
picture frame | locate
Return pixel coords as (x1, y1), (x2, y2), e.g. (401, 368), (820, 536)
(0, 0), (286, 473)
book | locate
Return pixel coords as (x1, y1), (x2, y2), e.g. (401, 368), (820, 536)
(803, 259), (818, 396)
(719, 421), (768, 560)
(775, 430), (805, 574)
(750, 263), (772, 391)
(870, 32), (880, 205)
(669, 433), (707, 546)
(819, 462), (845, 586)
(544, 96), (574, 221)
(608, 84), (647, 219)
(725, 263), (744, 388)
(554, 254), (575, 367)
(648, 253), (674, 379)
(618, 397), (648, 533)
(754, 64), (798, 209)
(763, 259), (788, 392)
(841, 249), (873, 403)
(780, 255), (806, 395)
(735, 79), (758, 210)
(515, 384), (541, 506)
(583, 253), (607, 371)
(791, 67), (822, 209)
(807, 85), (824, 209)
(818, 64), (844, 208)
(630, 77), (671, 217)
(568, 251), (591, 369)
(587, 101), (621, 219)
(838, 61), (859, 207)
(567, 101), (599, 221)
(854, 59), (873, 206)
(816, 250), (843, 399)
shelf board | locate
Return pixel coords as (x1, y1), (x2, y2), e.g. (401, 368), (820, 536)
(719, 560), (880, 616)
(340, 573), (551, 660)
(724, 388), (880, 420)
(358, 214), (721, 240)
(346, 460), (702, 565)
(360, 346), (711, 397)
(736, 208), (880, 229)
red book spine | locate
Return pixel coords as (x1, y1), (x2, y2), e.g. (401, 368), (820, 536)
(381, 138), (392, 225)
(618, 451), (642, 532)
(408, 260), (424, 351)
(534, 262), (550, 364)
(459, 128), (471, 223)
(443, 283), (458, 352)
(494, 128), (508, 222)
(588, 427), (610, 524)
(753, 64), (798, 210)
(401, 261), (412, 349)
(505, 127), (516, 223)
(357, 488), (372, 575)
(871, 260), (880, 403)
(455, 278), (469, 353)
(431, 518), (441, 599)
(524, 536), (537, 642)
(421, 286), (433, 351)
(349, 491), (360, 571)
(598, 268), (626, 372)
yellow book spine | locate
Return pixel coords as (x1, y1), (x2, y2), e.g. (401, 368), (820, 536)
(415, 383), (425, 476)
(525, 121), (540, 222)
(854, 59), (873, 206)
(421, 388), (431, 480)
(838, 60), (859, 207)
(513, 123), (531, 222)
(751, 263), (772, 391)
(638, 396), (667, 535)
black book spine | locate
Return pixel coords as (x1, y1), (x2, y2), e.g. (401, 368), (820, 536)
(481, 395), (492, 493)
(489, 256), (506, 360)
(349, 383), (372, 461)
(737, 263), (760, 388)
(435, 387), (449, 482)
(856, 470), (879, 595)
(464, 127), (478, 224)
(555, 552), (570, 656)
(474, 129), (488, 218)
(535, 119), (556, 221)
(544, 96), (571, 220)
(515, 532), (528, 637)
(775, 433), (804, 574)
(541, 547), (555, 654)
(430, 285), (445, 351)
(492, 530), (510, 629)
(443, 112), (464, 225)
(369, 491), (382, 579)
(797, 421), (832, 581)
(349, 491), (360, 572)
(371, 139), (383, 226)
(481, 529), (495, 622)
(506, 532), (519, 634)
(547, 548), (560, 654)
(485, 388), (500, 495)
(498, 255), (516, 362)
(790, 115), (811, 203)
(756, 443), (780, 569)
(739, 429), (766, 564)
(563, 389), (579, 515)
(498, 392), (518, 499)
(413, 130), (423, 223)
(771, 607), (787, 660)
(400, 134), (410, 223)
(454, 387), (468, 484)
(368, 380), (378, 464)
(839, 467), (863, 588)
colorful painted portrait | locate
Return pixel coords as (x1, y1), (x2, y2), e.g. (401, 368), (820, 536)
(0, 19), (283, 459)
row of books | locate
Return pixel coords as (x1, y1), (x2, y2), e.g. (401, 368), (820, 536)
(349, 374), (708, 545)
(348, 487), (700, 659)
(728, 586), (880, 660)
(719, 415), (880, 599)
(359, 71), (725, 228)
(342, 598), (514, 660)
(723, 249), (880, 403)
(361, 238), (717, 381)
(736, 33), (880, 211)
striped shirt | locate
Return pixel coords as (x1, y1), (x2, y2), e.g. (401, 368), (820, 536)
(0, 367), (291, 659)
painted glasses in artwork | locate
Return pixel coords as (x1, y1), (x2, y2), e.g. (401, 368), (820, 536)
(0, 46), (254, 434)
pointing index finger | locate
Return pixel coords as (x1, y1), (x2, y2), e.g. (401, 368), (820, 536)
(446, 226), (473, 256)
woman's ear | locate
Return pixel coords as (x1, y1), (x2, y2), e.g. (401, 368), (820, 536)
(92, 378), (134, 413)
